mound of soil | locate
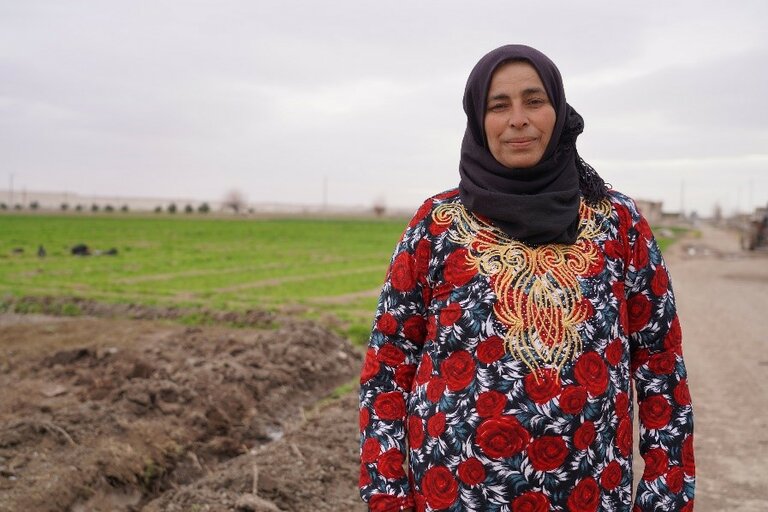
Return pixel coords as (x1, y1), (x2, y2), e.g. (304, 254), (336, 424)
(0, 313), (365, 512)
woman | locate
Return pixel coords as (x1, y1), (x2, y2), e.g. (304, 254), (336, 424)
(359, 45), (695, 512)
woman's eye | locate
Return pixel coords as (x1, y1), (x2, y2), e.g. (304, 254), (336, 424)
(488, 104), (506, 112)
(527, 98), (546, 106)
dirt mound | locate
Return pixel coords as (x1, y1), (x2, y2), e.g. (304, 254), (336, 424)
(0, 314), (363, 512)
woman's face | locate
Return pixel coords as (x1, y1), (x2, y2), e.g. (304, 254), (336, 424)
(484, 61), (556, 169)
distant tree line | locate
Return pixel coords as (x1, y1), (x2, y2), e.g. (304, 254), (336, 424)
(1, 201), (212, 214)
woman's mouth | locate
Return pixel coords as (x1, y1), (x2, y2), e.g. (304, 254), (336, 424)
(504, 137), (536, 148)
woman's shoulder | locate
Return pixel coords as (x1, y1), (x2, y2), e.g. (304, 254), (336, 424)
(425, 187), (461, 206)
(406, 188), (462, 227)
(605, 188), (636, 209)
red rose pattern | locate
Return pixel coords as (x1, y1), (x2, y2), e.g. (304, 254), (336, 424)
(559, 386), (588, 415)
(444, 247), (475, 286)
(441, 350), (476, 391)
(477, 416), (531, 458)
(377, 343), (405, 367)
(390, 252), (416, 292)
(615, 392), (629, 419)
(512, 491), (550, 512)
(409, 416), (424, 449)
(377, 312), (398, 335)
(360, 349), (380, 384)
(457, 457), (486, 486)
(605, 338), (623, 366)
(631, 348), (650, 374)
(524, 369), (562, 404)
(361, 437), (380, 464)
(360, 191), (694, 510)
(403, 315), (427, 344)
(421, 465), (458, 510)
(640, 395), (672, 430)
(627, 294), (652, 333)
(648, 350), (676, 375)
(528, 435), (568, 471)
(439, 302), (463, 326)
(600, 460), (622, 490)
(373, 392), (405, 421)
(394, 364), (416, 391)
(415, 354), (433, 385)
(567, 476), (600, 512)
(666, 466), (685, 494)
(616, 417), (632, 457)
(359, 407), (370, 432)
(427, 412), (446, 437)
(476, 390), (507, 417)
(674, 379), (691, 406)
(633, 235), (650, 270)
(415, 238), (431, 277)
(664, 316), (683, 351)
(642, 447), (669, 481)
(682, 435), (695, 476)
(477, 335), (506, 364)
(574, 352), (609, 396)
(650, 266), (669, 296)
(573, 421), (596, 451)
(426, 376), (446, 403)
(369, 494), (401, 512)
(359, 464), (372, 487)
(377, 448), (405, 479)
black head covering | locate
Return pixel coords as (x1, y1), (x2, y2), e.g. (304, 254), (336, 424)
(458, 44), (587, 245)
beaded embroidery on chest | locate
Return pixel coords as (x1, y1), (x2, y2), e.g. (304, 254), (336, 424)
(432, 200), (611, 376)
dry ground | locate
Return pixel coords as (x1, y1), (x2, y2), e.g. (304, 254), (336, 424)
(1, 224), (766, 511)
(664, 225), (768, 511)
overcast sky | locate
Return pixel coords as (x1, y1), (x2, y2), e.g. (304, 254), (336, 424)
(2, 0), (767, 215)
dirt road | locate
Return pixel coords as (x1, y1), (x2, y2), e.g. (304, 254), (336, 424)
(664, 226), (768, 511)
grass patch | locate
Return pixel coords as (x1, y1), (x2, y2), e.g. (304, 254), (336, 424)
(0, 213), (404, 337)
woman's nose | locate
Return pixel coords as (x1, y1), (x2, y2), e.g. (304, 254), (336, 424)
(508, 104), (528, 128)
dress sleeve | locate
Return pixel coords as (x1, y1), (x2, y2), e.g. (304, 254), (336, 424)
(623, 206), (696, 511)
(359, 201), (433, 512)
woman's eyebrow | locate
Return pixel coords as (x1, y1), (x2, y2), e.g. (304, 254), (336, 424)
(522, 87), (547, 96)
(487, 93), (510, 102)
(487, 87), (547, 101)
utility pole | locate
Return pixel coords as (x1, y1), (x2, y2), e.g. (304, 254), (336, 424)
(680, 179), (685, 219)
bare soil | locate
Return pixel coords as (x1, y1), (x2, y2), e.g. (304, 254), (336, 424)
(1, 224), (766, 511)
(0, 311), (364, 512)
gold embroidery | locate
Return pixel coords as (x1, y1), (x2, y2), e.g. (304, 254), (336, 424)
(433, 200), (610, 374)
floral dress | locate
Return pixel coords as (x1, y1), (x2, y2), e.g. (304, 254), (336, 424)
(359, 189), (695, 512)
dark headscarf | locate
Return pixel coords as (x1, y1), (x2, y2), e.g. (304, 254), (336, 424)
(458, 44), (602, 245)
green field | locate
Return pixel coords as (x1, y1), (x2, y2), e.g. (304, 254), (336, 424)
(0, 212), (682, 343)
(0, 213), (410, 341)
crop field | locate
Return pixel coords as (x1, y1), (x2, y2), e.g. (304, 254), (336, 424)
(0, 213), (409, 342)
